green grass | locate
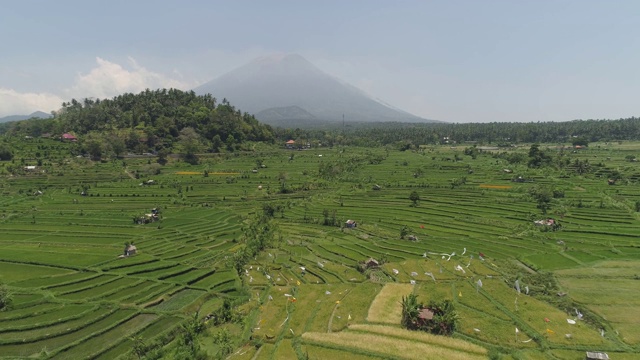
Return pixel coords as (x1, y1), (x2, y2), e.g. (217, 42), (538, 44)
(0, 309), (137, 357)
(0, 261), (73, 283)
(0, 304), (96, 331)
(150, 289), (206, 311)
(50, 314), (158, 360)
(11, 271), (99, 288)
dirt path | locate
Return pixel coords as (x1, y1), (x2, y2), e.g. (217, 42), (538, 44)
(327, 289), (351, 333)
(250, 345), (263, 360)
(327, 303), (338, 333)
(124, 168), (136, 179)
(559, 251), (585, 266)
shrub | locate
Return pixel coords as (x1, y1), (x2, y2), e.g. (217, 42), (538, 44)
(0, 144), (14, 161)
(0, 282), (12, 310)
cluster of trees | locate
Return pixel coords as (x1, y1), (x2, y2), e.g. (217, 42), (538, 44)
(322, 208), (338, 226)
(0, 143), (12, 160)
(488, 144), (617, 180)
(0, 89), (275, 160)
(527, 144), (553, 168)
(401, 294), (458, 336)
(231, 207), (279, 276)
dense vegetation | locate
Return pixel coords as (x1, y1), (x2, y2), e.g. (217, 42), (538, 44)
(0, 89), (275, 161)
(401, 294), (458, 335)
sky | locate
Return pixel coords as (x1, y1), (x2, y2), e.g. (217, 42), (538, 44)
(2, 0), (640, 123)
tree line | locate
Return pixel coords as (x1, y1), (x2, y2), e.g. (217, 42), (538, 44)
(275, 117), (640, 148)
(4, 87), (640, 150)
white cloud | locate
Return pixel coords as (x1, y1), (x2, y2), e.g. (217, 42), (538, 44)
(66, 57), (191, 99)
(0, 57), (194, 117)
(0, 88), (63, 117)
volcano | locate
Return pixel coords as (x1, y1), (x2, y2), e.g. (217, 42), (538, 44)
(194, 54), (433, 125)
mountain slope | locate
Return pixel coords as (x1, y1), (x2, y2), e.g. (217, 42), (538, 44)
(0, 111), (52, 123)
(194, 54), (433, 124)
(255, 106), (316, 122)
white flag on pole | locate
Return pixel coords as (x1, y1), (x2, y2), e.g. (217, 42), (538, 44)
(424, 272), (436, 282)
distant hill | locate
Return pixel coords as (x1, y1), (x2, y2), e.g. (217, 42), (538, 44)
(0, 89), (275, 156)
(194, 54), (437, 125)
(0, 111), (52, 123)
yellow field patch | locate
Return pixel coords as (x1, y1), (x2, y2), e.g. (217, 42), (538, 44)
(302, 330), (486, 360)
(348, 324), (487, 355)
(479, 184), (512, 189)
(304, 344), (385, 360)
(367, 283), (413, 323)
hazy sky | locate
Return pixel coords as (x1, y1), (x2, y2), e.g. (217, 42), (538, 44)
(2, 0), (639, 122)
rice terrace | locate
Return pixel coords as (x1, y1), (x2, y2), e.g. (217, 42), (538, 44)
(2, 102), (640, 359)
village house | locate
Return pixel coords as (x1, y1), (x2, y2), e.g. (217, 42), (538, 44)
(61, 133), (77, 142)
(285, 139), (296, 149)
(534, 218), (555, 226)
(345, 220), (357, 228)
(134, 208), (159, 224)
(364, 258), (379, 268)
(358, 257), (380, 272)
(125, 244), (137, 256)
(585, 351), (609, 360)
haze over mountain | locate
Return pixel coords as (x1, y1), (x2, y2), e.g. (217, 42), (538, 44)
(194, 54), (435, 125)
(0, 111), (52, 124)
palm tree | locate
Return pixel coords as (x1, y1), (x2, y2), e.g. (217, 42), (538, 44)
(401, 294), (420, 329)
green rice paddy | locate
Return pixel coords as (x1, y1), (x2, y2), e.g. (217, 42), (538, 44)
(1, 138), (639, 359)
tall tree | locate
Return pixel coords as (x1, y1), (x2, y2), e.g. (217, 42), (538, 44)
(179, 127), (201, 164)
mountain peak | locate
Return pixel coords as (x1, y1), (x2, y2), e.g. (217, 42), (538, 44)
(255, 53), (308, 64)
(194, 54), (431, 124)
